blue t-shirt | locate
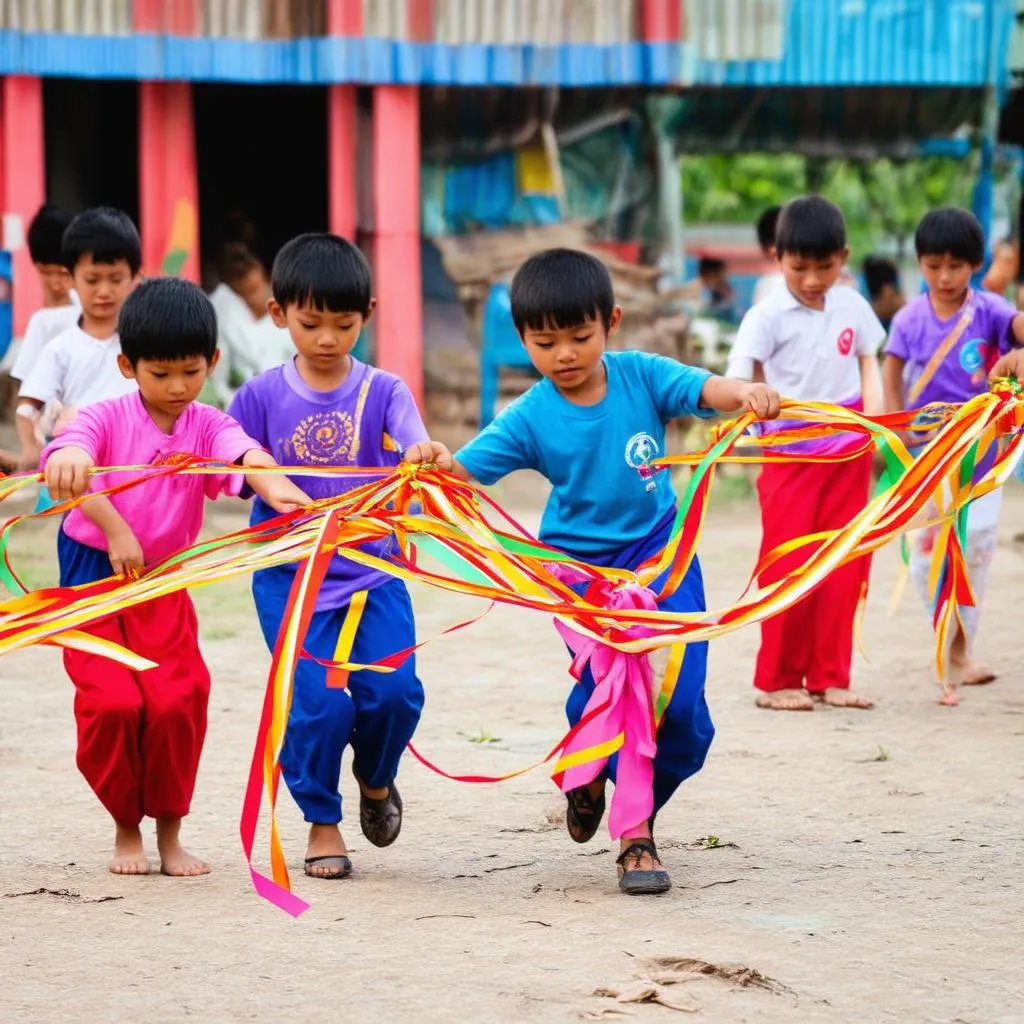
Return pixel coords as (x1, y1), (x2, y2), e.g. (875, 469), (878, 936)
(456, 351), (714, 557)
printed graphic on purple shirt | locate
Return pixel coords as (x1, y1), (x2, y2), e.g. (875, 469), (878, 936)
(884, 289), (1018, 410)
(228, 358), (427, 610)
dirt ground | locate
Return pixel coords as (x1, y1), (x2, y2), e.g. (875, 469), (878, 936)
(2, 471), (1023, 1024)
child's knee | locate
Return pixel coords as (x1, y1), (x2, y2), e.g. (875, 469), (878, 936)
(358, 666), (424, 720)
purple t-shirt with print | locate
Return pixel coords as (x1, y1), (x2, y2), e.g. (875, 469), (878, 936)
(228, 358), (428, 610)
(884, 290), (1018, 409)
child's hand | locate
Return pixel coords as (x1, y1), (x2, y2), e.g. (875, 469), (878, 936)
(44, 445), (95, 501)
(737, 382), (782, 420)
(260, 477), (312, 515)
(403, 440), (454, 472)
(990, 349), (1024, 382)
(106, 526), (145, 578)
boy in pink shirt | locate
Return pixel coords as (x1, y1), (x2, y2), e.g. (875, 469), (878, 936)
(42, 277), (309, 878)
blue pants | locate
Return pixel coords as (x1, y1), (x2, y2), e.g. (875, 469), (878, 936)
(253, 575), (425, 825)
(565, 512), (714, 815)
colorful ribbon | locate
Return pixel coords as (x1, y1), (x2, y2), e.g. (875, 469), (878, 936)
(0, 382), (1020, 914)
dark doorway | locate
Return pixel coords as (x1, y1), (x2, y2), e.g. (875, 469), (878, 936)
(43, 78), (139, 223)
(193, 83), (328, 286)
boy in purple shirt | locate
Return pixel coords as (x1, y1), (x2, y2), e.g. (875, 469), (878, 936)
(228, 234), (447, 880)
(883, 207), (1024, 703)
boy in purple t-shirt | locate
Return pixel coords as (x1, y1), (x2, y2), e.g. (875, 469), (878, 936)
(228, 234), (447, 880)
(883, 207), (1024, 704)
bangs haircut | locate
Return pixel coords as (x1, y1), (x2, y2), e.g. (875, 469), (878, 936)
(914, 207), (985, 265)
(28, 204), (74, 265)
(510, 248), (614, 334)
(775, 196), (847, 261)
(62, 206), (141, 275)
(117, 278), (218, 367)
(271, 233), (372, 314)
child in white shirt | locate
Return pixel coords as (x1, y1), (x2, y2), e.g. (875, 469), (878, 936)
(18, 208), (141, 470)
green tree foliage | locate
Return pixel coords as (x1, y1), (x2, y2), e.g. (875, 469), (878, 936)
(681, 154), (977, 260)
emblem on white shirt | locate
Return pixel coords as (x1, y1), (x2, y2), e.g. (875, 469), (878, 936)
(836, 327), (855, 356)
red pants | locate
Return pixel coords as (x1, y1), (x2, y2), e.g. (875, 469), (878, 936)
(64, 591), (211, 828)
(754, 455), (872, 693)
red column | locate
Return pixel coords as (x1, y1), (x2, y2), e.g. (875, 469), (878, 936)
(326, 1), (360, 240)
(136, 1), (199, 280)
(373, 87), (422, 407)
(639, 0), (681, 40)
(0, 76), (46, 336)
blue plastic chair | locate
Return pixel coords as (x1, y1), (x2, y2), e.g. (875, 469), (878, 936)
(479, 283), (534, 427)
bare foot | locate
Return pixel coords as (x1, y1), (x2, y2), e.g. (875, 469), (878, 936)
(939, 686), (960, 707)
(812, 688), (875, 710)
(962, 663), (996, 686)
(756, 689), (814, 711)
(109, 825), (150, 875)
(304, 823), (351, 879)
(156, 818), (211, 877)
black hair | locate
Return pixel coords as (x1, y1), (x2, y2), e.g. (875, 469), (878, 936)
(774, 196), (847, 260)
(756, 205), (782, 252)
(914, 207), (985, 265)
(271, 232), (372, 314)
(862, 255), (901, 300)
(27, 203), (74, 265)
(699, 257), (726, 276)
(61, 206), (142, 275)
(510, 248), (614, 334)
(117, 277), (217, 366)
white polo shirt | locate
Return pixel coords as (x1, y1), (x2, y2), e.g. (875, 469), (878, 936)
(727, 284), (885, 404)
(9, 302), (81, 382)
(19, 324), (138, 409)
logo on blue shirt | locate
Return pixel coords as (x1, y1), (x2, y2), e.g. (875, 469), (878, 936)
(959, 337), (987, 374)
(624, 431), (660, 469)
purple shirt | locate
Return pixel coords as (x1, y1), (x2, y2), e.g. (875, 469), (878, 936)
(885, 290), (1019, 409)
(228, 358), (428, 610)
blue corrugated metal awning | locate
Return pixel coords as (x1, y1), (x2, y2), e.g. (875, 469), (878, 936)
(0, 0), (1013, 87)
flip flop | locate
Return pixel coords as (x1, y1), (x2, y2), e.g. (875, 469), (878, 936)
(616, 839), (671, 896)
(304, 854), (352, 879)
(566, 784), (606, 844)
(359, 781), (403, 848)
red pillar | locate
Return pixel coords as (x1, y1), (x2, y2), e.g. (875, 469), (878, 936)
(0, 76), (46, 336)
(373, 87), (422, 407)
(326, 1), (360, 240)
(135, 1), (199, 280)
(639, 0), (681, 40)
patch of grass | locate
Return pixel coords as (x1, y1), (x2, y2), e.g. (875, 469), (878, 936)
(459, 727), (501, 745)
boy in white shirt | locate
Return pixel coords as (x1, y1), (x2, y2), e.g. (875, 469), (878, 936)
(728, 196), (885, 712)
(18, 208), (141, 470)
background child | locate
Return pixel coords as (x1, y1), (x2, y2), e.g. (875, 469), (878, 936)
(42, 277), (309, 877)
(228, 233), (446, 881)
(883, 208), (1024, 704)
(863, 254), (905, 332)
(441, 248), (779, 895)
(752, 205), (783, 305)
(17, 207), (141, 472)
(698, 256), (738, 322)
(8, 204), (79, 472)
(728, 196), (886, 712)
(981, 238), (1019, 301)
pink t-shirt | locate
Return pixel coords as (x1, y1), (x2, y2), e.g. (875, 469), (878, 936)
(41, 392), (262, 567)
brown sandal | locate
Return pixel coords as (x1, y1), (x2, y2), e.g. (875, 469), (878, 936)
(616, 838), (671, 895)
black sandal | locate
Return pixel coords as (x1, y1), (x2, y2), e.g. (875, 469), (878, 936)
(616, 838), (671, 895)
(359, 781), (403, 848)
(566, 783), (606, 844)
(303, 854), (352, 879)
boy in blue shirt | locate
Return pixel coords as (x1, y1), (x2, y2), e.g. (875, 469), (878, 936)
(436, 248), (779, 894)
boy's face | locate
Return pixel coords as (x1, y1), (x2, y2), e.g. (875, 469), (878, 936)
(35, 261), (72, 305)
(919, 253), (977, 307)
(778, 249), (849, 309)
(269, 299), (374, 370)
(520, 308), (621, 395)
(233, 265), (272, 319)
(73, 254), (137, 325)
(118, 352), (218, 417)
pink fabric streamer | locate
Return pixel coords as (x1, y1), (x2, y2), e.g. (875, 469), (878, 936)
(553, 580), (659, 838)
